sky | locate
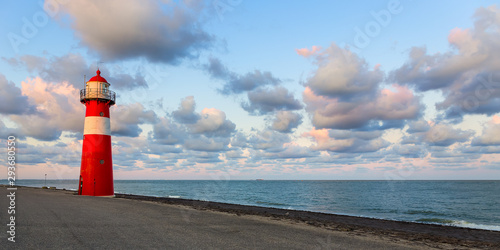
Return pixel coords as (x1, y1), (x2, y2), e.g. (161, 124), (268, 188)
(1, 0), (500, 180)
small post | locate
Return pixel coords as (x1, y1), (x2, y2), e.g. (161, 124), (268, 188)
(42, 174), (48, 189)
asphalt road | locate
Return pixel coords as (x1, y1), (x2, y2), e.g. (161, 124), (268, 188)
(0, 186), (432, 249)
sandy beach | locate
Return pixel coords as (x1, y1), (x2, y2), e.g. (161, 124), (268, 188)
(0, 185), (498, 249)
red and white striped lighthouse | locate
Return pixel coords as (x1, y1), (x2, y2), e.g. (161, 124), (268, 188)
(78, 69), (116, 196)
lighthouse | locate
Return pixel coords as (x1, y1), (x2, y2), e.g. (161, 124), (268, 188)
(78, 69), (116, 196)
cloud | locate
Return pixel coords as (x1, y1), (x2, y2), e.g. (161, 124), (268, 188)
(9, 77), (83, 141)
(303, 84), (421, 130)
(243, 86), (303, 115)
(428, 145), (481, 166)
(296, 45), (322, 58)
(11, 53), (86, 88)
(181, 101), (236, 151)
(153, 96), (236, 152)
(58, 0), (213, 64)
(257, 144), (318, 159)
(224, 70), (282, 95)
(112, 138), (151, 167)
(390, 5), (500, 119)
(151, 117), (186, 145)
(230, 132), (248, 148)
(185, 151), (223, 164)
(301, 43), (422, 130)
(304, 128), (389, 153)
(9, 140), (82, 171)
(203, 57), (300, 117)
(305, 43), (383, 100)
(203, 57), (282, 95)
(0, 120), (20, 139)
(435, 72), (500, 117)
(146, 144), (183, 155)
(184, 136), (230, 152)
(4, 53), (148, 90)
(271, 111), (303, 133)
(423, 123), (473, 146)
(0, 74), (35, 115)
(389, 47), (462, 91)
(406, 120), (431, 133)
(111, 103), (157, 137)
(393, 144), (428, 158)
(404, 122), (473, 147)
(172, 96), (200, 124)
(189, 108), (236, 137)
(224, 148), (245, 159)
(108, 72), (148, 90)
(204, 57), (231, 80)
(472, 115), (500, 145)
(2, 75), (156, 141)
(482, 163), (500, 170)
(248, 129), (290, 152)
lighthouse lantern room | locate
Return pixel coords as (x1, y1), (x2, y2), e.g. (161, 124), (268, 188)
(78, 69), (116, 196)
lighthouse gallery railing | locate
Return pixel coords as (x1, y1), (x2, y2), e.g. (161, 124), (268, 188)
(80, 88), (116, 104)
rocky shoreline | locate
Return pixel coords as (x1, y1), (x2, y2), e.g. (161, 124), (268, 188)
(115, 192), (500, 249)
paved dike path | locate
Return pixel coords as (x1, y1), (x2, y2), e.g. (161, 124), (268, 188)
(0, 186), (498, 249)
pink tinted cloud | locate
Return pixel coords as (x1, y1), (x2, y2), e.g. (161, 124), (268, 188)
(448, 28), (467, 43)
(473, 115), (500, 145)
(491, 115), (500, 124)
(10, 77), (84, 140)
(303, 128), (330, 145)
(448, 28), (480, 55)
(303, 84), (421, 129)
(303, 128), (356, 152)
(303, 127), (389, 153)
(376, 84), (420, 120)
(302, 86), (332, 110)
(296, 45), (322, 58)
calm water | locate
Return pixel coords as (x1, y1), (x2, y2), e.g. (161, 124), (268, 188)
(3, 179), (499, 231)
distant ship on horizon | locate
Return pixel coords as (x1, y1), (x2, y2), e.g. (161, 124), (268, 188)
(256, 179), (264, 181)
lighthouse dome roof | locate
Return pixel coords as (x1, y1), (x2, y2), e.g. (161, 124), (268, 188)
(88, 69), (108, 83)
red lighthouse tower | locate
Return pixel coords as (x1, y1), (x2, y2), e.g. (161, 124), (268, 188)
(78, 69), (116, 196)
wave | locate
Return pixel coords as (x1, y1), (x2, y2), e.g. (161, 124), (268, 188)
(255, 201), (289, 206)
(451, 220), (500, 231)
(416, 218), (456, 224)
(416, 218), (500, 231)
(406, 210), (447, 216)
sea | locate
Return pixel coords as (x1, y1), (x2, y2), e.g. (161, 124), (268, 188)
(2, 179), (499, 231)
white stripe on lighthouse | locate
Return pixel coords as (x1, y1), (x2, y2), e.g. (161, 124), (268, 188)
(84, 117), (111, 135)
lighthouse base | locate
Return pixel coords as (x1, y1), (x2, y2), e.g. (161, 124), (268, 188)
(79, 134), (114, 196)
